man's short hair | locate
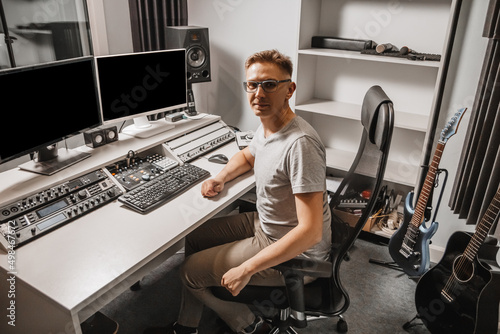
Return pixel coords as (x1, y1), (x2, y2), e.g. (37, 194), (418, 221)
(245, 49), (293, 77)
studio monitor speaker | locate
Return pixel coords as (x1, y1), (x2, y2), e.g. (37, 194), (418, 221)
(84, 126), (118, 148)
(165, 26), (211, 84)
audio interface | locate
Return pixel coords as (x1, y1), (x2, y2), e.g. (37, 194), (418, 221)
(0, 169), (122, 250)
(165, 121), (235, 162)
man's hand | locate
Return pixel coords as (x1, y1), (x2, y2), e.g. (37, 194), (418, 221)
(201, 178), (224, 197)
(221, 265), (252, 296)
(200, 148), (254, 198)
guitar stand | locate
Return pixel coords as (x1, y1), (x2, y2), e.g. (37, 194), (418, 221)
(368, 258), (403, 272)
(368, 168), (448, 274)
(402, 314), (424, 330)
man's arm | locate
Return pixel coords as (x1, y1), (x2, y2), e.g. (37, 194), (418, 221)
(201, 147), (255, 197)
(221, 191), (324, 296)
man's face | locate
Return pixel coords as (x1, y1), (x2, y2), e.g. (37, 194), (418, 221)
(245, 62), (295, 120)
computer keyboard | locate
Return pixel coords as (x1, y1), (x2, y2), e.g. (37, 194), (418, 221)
(118, 163), (210, 213)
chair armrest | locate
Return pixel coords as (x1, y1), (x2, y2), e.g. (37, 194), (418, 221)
(273, 256), (332, 278)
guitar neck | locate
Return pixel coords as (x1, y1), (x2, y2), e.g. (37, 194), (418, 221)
(464, 187), (500, 261)
(410, 141), (446, 228)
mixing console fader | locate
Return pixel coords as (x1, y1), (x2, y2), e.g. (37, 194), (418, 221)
(0, 169), (122, 250)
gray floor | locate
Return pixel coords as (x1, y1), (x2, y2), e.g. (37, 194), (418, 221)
(100, 238), (431, 334)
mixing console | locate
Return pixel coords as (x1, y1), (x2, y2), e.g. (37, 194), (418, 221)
(0, 169), (122, 249)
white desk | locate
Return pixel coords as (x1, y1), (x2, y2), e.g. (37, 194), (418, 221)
(0, 115), (255, 334)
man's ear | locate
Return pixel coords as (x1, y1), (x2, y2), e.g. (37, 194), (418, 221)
(286, 82), (296, 100)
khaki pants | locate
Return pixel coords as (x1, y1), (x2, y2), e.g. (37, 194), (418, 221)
(177, 211), (284, 332)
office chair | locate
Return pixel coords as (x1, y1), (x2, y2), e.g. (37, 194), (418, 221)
(211, 85), (394, 333)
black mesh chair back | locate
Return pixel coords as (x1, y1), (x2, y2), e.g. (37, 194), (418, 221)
(317, 85), (394, 317)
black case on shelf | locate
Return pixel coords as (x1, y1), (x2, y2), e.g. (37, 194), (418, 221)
(311, 36), (375, 51)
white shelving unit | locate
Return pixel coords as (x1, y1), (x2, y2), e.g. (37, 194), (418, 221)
(294, 0), (459, 188)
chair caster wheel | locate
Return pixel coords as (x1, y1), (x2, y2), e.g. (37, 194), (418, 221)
(337, 318), (348, 333)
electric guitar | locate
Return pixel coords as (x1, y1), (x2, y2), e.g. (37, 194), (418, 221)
(414, 185), (500, 334)
(388, 107), (467, 277)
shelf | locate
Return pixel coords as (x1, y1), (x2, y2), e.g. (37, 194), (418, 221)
(296, 0), (457, 192)
(10, 28), (52, 35)
(325, 147), (418, 187)
(296, 99), (429, 132)
(299, 48), (441, 68)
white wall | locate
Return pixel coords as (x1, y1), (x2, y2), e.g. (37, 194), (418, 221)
(87, 0), (133, 55)
(187, 0), (301, 132)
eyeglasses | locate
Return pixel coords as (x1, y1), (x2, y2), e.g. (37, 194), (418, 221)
(243, 79), (291, 93)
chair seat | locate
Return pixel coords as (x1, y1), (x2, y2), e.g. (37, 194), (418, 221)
(211, 277), (346, 316)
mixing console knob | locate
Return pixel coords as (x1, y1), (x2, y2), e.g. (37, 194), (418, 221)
(107, 189), (115, 197)
(78, 190), (87, 199)
(31, 227), (36, 235)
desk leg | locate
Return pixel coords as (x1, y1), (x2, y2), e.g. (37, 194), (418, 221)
(1, 268), (80, 334)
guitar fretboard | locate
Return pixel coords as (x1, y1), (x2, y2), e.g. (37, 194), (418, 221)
(441, 185), (500, 302)
(410, 142), (445, 228)
(464, 187), (500, 261)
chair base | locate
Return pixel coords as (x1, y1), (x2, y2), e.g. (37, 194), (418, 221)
(270, 327), (298, 334)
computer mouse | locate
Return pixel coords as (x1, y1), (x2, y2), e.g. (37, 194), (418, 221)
(208, 154), (229, 164)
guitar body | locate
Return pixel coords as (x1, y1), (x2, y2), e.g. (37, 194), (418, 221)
(415, 231), (495, 334)
(388, 191), (438, 276)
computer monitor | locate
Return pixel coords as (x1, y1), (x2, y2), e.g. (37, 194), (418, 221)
(0, 57), (101, 175)
(95, 49), (187, 138)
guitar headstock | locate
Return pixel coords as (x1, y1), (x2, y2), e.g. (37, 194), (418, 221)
(440, 107), (467, 143)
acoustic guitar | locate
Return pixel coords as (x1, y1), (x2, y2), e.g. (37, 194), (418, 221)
(414, 185), (500, 333)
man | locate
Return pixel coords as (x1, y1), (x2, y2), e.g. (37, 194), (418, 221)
(145, 50), (331, 334)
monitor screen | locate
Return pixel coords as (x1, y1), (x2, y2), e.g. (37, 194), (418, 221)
(0, 57), (101, 168)
(95, 49), (187, 137)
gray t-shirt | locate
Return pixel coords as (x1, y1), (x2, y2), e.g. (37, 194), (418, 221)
(248, 116), (332, 260)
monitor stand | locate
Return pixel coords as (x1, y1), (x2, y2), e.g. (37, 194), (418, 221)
(121, 116), (175, 139)
(19, 144), (91, 175)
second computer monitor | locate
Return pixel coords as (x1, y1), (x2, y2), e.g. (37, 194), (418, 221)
(95, 49), (187, 138)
